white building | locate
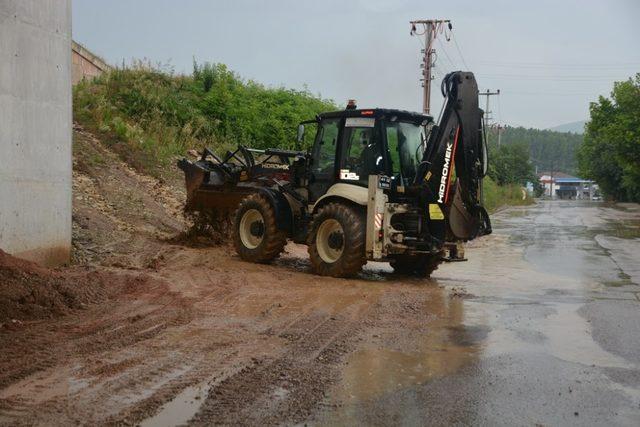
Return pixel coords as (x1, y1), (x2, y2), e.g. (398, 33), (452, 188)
(538, 172), (597, 200)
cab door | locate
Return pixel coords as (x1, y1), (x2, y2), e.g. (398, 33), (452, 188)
(339, 117), (383, 187)
(309, 117), (341, 202)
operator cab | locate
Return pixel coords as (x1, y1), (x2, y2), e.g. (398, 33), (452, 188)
(299, 107), (433, 202)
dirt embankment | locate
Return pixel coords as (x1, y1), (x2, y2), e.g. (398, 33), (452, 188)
(1, 125), (196, 325)
(71, 124), (189, 266)
(0, 249), (109, 323)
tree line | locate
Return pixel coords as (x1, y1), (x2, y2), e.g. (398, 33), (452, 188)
(489, 125), (583, 176)
(480, 124), (583, 196)
(577, 74), (640, 202)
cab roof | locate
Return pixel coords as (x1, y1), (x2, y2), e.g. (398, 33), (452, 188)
(318, 108), (432, 124)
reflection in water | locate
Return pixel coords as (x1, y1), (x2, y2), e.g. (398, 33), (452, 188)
(322, 201), (640, 425)
(330, 284), (484, 423)
(139, 382), (210, 427)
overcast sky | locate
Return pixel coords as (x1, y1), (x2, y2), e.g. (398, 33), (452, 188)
(73, 0), (640, 129)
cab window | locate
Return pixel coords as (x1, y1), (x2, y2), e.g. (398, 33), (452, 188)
(311, 118), (340, 174)
(339, 117), (383, 184)
(385, 121), (425, 182)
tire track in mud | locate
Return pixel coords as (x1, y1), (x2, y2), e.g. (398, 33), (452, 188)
(189, 301), (371, 426)
(2, 232), (450, 427)
(0, 271), (195, 426)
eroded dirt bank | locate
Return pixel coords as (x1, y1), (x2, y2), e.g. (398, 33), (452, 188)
(1, 128), (640, 426)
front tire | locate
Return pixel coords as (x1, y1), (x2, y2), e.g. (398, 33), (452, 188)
(233, 193), (287, 263)
(308, 203), (366, 277)
(390, 252), (444, 278)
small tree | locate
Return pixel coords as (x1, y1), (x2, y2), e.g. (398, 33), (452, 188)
(488, 143), (536, 186)
(193, 59), (216, 93)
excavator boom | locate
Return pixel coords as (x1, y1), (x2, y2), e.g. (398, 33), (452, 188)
(417, 71), (491, 242)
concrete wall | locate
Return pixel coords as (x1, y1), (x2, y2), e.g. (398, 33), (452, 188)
(72, 40), (110, 85)
(0, 0), (72, 265)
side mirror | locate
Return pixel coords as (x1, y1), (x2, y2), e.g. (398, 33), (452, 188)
(296, 124), (305, 143)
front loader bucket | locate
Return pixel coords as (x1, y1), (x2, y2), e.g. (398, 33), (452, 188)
(178, 158), (207, 209)
(177, 158), (254, 213)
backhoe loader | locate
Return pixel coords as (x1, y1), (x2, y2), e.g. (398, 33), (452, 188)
(178, 71), (491, 277)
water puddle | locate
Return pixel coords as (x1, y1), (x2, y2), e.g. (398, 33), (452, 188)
(139, 381), (211, 427)
(541, 304), (634, 369)
(335, 288), (485, 404)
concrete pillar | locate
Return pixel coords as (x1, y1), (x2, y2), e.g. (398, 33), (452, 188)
(0, 0), (72, 266)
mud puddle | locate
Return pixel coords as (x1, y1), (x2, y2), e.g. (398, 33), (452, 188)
(316, 201), (640, 425)
(140, 381), (211, 427)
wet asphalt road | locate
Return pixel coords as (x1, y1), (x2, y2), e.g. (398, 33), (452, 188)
(324, 201), (640, 426)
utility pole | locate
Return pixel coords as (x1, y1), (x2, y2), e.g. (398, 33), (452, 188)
(410, 19), (451, 115)
(479, 89), (500, 144)
(479, 89), (500, 129)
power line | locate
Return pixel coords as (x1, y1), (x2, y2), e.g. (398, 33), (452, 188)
(477, 72), (632, 78)
(432, 63), (445, 81)
(474, 60), (640, 68)
(450, 32), (470, 71)
(501, 90), (602, 96)
(435, 37), (457, 72)
(478, 75), (624, 81)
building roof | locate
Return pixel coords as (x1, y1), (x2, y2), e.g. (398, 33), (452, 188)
(537, 171), (593, 184)
(555, 177), (593, 183)
(537, 171), (574, 179)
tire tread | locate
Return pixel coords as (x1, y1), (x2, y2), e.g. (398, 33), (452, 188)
(233, 193), (287, 263)
(307, 203), (366, 277)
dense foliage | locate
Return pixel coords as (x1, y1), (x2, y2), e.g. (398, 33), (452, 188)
(487, 142), (536, 187)
(489, 126), (583, 175)
(577, 74), (640, 202)
(73, 61), (336, 178)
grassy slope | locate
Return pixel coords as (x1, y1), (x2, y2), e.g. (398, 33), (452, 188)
(73, 64), (336, 183)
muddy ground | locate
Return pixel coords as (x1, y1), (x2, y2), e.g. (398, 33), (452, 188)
(1, 128), (640, 426)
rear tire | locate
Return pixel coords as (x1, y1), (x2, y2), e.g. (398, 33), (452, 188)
(233, 193), (287, 263)
(308, 203), (366, 277)
(390, 252), (444, 278)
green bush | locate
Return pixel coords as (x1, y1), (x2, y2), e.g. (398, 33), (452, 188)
(73, 61), (336, 179)
(482, 176), (533, 213)
(487, 142), (537, 186)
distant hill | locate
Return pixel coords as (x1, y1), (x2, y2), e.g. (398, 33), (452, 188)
(489, 126), (583, 175)
(548, 120), (586, 134)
